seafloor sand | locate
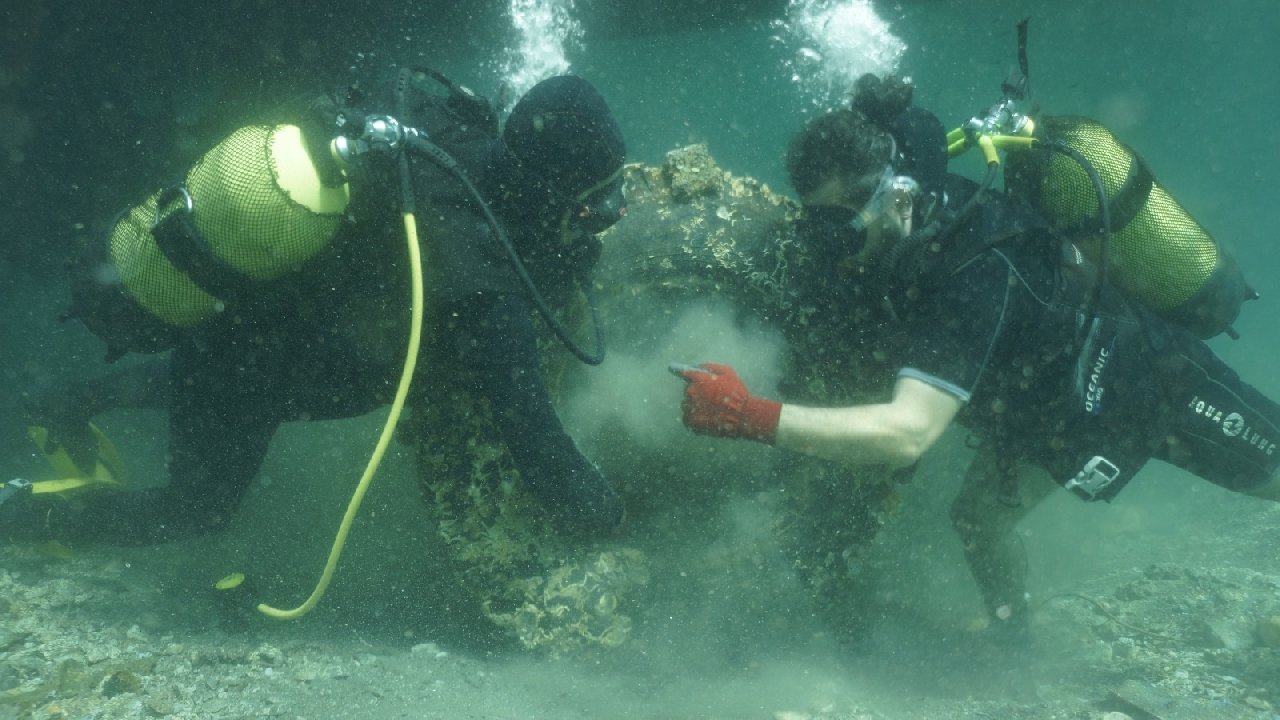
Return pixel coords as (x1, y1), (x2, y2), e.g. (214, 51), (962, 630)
(4, 492), (1280, 720)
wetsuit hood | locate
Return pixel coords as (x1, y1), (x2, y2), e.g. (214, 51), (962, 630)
(887, 106), (948, 211)
(502, 75), (625, 199)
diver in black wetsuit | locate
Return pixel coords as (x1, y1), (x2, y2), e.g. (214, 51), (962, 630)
(6, 74), (628, 545)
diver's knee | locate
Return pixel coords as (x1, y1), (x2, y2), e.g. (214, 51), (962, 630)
(1243, 474), (1280, 502)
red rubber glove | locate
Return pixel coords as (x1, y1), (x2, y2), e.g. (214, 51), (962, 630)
(678, 363), (782, 444)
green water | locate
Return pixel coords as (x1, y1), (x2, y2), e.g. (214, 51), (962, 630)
(3, 1), (1280, 717)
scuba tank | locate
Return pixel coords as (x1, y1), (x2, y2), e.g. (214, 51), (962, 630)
(70, 123), (350, 359)
(69, 68), (496, 361)
(941, 20), (1254, 340)
(1004, 116), (1254, 339)
(117, 124), (350, 325)
(71, 67), (609, 363)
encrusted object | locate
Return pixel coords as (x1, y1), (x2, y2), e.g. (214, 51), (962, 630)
(412, 145), (898, 653)
(595, 157), (804, 325)
(662, 143), (724, 203)
(489, 548), (650, 650)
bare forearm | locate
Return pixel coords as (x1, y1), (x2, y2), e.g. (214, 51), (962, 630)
(773, 378), (962, 468)
(678, 367), (960, 468)
(775, 403), (926, 467)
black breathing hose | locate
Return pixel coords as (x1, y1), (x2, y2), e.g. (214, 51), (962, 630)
(391, 68), (605, 366)
(1038, 140), (1112, 350)
(401, 135), (606, 366)
(879, 160), (1000, 280)
(891, 139), (1112, 354)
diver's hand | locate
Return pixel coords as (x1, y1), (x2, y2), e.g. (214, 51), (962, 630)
(676, 363), (781, 444)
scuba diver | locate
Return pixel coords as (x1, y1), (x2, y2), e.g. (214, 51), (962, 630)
(672, 73), (1280, 641)
(3, 72), (628, 550)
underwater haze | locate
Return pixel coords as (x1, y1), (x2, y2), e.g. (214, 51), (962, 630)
(3, 1), (1280, 718)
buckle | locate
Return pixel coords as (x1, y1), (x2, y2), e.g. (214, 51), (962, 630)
(1064, 456), (1119, 500)
(154, 185), (195, 225)
(0, 478), (33, 507)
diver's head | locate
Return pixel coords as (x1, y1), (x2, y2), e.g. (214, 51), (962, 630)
(787, 108), (918, 258)
(787, 74), (947, 261)
(495, 75), (627, 238)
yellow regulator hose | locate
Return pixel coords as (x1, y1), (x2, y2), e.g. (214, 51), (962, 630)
(257, 209), (424, 619)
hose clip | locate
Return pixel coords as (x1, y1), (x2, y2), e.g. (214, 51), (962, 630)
(153, 185), (194, 226)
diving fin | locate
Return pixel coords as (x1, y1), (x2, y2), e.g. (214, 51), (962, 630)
(25, 423), (127, 496)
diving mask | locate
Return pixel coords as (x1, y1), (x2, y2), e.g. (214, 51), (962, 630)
(567, 171), (627, 235)
(504, 134), (627, 236)
(848, 165), (920, 232)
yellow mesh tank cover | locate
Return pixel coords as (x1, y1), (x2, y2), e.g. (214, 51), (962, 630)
(110, 191), (218, 327)
(184, 124), (349, 280)
(110, 124), (350, 328)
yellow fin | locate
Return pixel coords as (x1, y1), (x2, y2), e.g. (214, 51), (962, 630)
(25, 423), (127, 497)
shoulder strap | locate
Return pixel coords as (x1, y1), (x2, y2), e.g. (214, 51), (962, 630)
(1058, 148), (1154, 238)
(151, 187), (258, 306)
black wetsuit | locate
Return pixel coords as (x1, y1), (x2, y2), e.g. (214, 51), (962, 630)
(17, 126), (622, 545)
(873, 179), (1280, 499)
